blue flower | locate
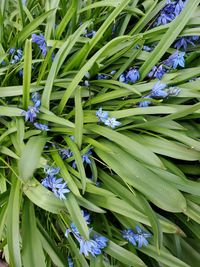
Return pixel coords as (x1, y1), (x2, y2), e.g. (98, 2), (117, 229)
(104, 117), (121, 128)
(122, 226), (151, 248)
(119, 73), (127, 83)
(9, 48), (16, 55)
(134, 226), (152, 249)
(148, 65), (166, 80)
(156, 11), (174, 26)
(165, 51), (185, 69)
(143, 45), (153, 52)
(31, 92), (41, 107)
(151, 82), (168, 98)
(72, 150), (92, 169)
(93, 234), (108, 249)
(44, 165), (60, 178)
(96, 74), (109, 80)
(67, 257), (74, 267)
(138, 100), (151, 107)
(34, 122), (49, 131)
(122, 229), (137, 246)
(32, 33), (47, 56)
(21, 105), (39, 122)
(96, 107), (109, 123)
(84, 30), (96, 38)
(79, 239), (101, 257)
(174, 36), (199, 51)
(10, 48), (23, 64)
(126, 68), (140, 83)
(51, 177), (70, 199)
(59, 148), (72, 160)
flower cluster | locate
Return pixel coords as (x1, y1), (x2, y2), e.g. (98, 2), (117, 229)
(174, 36), (199, 51)
(65, 211), (108, 257)
(42, 165), (70, 199)
(32, 33), (47, 56)
(10, 48), (23, 64)
(122, 225), (152, 248)
(119, 68), (140, 84)
(21, 92), (49, 131)
(138, 81), (180, 107)
(154, 0), (185, 27)
(96, 107), (121, 128)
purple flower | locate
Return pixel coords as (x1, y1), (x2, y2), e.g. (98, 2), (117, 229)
(10, 48), (23, 64)
(148, 65), (166, 80)
(9, 48), (16, 55)
(138, 99), (151, 107)
(84, 30), (96, 38)
(67, 257), (74, 267)
(93, 234), (108, 249)
(156, 12), (174, 26)
(119, 73), (127, 83)
(134, 226), (152, 249)
(31, 92), (41, 107)
(44, 165), (60, 178)
(34, 122), (49, 131)
(122, 229), (137, 246)
(72, 150), (92, 169)
(32, 33), (47, 56)
(21, 105), (39, 122)
(96, 74), (109, 80)
(59, 148), (72, 160)
(104, 117), (121, 128)
(96, 107), (109, 123)
(122, 226), (151, 248)
(126, 68), (140, 83)
(174, 36), (199, 51)
(165, 51), (185, 69)
(51, 177), (70, 199)
(151, 81), (168, 98)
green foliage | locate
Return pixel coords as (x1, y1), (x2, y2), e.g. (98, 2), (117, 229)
(0, 0), (200, 266)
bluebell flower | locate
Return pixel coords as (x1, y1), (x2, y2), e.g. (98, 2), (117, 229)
(84, 80), (90, 87)
(67, 257), (74, 267)
(1, 60), (6, 66)
(122, 226), (151, 248)
(51, 177), (70, 199)
(32, 33), (47, 56)
(156, 11), (174, 26)
(79, 239), (101, 256)
(9, 48), (16, 55)
(59, 148), (72, 160)
(104, 117), (121, 128)
(84, 30), (96, 38)
(138, 99), (151, 108)
(134, 226), (152, 249)
(34, 122), (49, 131)
(174, 0), (184, 16)
(148, 65), (166, 80)
(82, 150), (92, 165)
(96, 107), (109, 123)
(122, 229), (137, 246)
(174, 36), (199, 51)
(44, 165), (60, 178)
(143, 45), (153, 52)
(31, 92), (41, 107)
(21, 105), (39, 122)
(10, 48), (23, 64)
(72, 150), (92, 169)
(119, 73), (127, 83)
(96, 74), (109, 80)
(151, 82), (168, 98)
(126, 68), (140, 83)
(93, 234), (108, 250)
(165, 51), (185, 69)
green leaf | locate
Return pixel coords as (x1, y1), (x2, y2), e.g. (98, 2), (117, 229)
(7, 177), (22, 267)
(18, 136), (46, 181)
(105, 240), (147, 267)
(22, 198), (46, 267)
(95, 139), (187, 212)
(22, 38), (32, 110)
